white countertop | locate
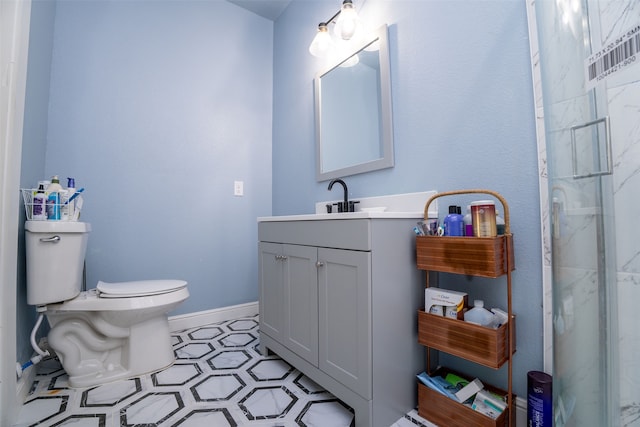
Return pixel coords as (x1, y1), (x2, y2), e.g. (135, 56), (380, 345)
(257, 211), (425, 222)
(258, 190), (438, 222)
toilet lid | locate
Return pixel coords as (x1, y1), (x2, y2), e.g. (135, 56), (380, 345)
(97, 280), (187, 298)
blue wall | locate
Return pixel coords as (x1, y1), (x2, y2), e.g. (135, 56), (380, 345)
(273, 0), (542, 397)
(41, 0), (273, 315)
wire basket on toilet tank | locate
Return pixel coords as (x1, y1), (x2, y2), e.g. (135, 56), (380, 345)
(21, 188), (84, 221)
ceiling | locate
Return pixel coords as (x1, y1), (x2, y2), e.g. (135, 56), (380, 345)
(227, 0), (293, 21)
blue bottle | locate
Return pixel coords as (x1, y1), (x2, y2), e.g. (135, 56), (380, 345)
(46, 175), (62, 220)
(444, 205), (464, 236)
(47, 192), (60, 220)
(527, 371), (552, 426)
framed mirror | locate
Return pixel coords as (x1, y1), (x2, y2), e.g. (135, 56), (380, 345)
(315, 24), (394, 182)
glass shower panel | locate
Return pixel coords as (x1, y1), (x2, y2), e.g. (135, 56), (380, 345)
(535, 0), (619, 425)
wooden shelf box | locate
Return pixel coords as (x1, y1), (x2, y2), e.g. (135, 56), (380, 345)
(416, 235), (514, 278)
(418, 370), (511, 427)
(418, 311), (515, 369)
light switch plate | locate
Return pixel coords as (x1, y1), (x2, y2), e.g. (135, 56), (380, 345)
(234, 181), (244, 196)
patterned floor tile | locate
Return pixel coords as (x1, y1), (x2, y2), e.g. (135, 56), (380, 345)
(13, 315), (433, 427)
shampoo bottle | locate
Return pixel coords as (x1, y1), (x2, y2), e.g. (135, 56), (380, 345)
(46, 176), (62, 220)
(31, 183), (47, 220)
(444, 205), (464, 236)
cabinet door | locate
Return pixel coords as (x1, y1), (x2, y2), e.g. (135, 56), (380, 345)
(282, 244), (319, 366)
(318, 248), (372, 399)
(259, 242), (284, 341)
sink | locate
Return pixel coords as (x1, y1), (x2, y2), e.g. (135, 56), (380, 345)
(258, 191), (438, 222)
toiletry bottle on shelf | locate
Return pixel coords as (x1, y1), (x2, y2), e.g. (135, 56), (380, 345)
(444, 205), (464, 236)
(62, 177), (76, 221)
(463, 205), (473, 236)
(464, 300), (495, 326)
(470, 200), (497, 237)
(47, 175), (62, 192)
(31, 183), (47, 220)
(46, 176), (62, 220)
(496, 211), (505, 235)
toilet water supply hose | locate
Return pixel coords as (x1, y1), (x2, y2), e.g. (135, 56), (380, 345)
(16, 312), (50, 378)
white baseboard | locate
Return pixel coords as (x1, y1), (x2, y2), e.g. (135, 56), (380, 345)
(168, 301), (259, 332)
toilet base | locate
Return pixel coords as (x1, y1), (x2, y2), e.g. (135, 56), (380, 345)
(47, 312), (177, 388)
(66, 358), (175, 389)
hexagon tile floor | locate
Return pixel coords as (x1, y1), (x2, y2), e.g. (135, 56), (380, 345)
(13, 315), (434, 427)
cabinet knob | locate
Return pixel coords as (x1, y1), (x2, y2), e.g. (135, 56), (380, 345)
(275, 255), (288, 261)
(316, 261), (324, 268)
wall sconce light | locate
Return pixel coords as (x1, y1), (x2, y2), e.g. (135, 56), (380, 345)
(308, 0), (364, 59)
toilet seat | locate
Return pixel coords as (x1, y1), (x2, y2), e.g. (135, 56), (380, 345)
(97, 280), (187, 298)
(45, 285), (189, 312)
(45, 280), (188, 312)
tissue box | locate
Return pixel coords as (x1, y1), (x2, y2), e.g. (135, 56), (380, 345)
(425, 288), (468, 320)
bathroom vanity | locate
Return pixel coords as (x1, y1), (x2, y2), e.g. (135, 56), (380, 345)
(257, 207), (429, 427)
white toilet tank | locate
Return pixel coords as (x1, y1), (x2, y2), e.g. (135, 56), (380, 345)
(25, 221), (91, 306)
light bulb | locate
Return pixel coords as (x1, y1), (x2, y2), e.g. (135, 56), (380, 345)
(309, 24), (333, 58)
(334, 1), (361, 40)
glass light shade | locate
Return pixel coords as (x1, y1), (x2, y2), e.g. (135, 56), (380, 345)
(309, 25), (333, 58)
(334, 2), (362, 40)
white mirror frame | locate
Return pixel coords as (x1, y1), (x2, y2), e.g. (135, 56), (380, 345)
(314, 24), (394, 182)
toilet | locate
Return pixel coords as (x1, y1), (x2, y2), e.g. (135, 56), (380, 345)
(25, 220), (189, 388)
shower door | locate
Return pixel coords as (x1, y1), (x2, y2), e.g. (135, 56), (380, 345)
(533, 0), (631, 425)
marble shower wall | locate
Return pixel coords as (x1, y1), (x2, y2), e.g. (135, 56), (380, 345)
(526, 0), (640, 424)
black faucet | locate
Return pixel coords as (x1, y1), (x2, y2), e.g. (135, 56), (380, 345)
(328, 179), (349, 213)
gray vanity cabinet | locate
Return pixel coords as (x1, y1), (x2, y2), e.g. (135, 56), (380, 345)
(258, 218), (424, 427)
(318, 247), (372, 399)
(259, 242), (319, 366)
(258, 241), (370, 393)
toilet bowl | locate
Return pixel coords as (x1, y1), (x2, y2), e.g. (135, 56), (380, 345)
(45, 280), (189, 388)
(25, 221), (189, 388)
